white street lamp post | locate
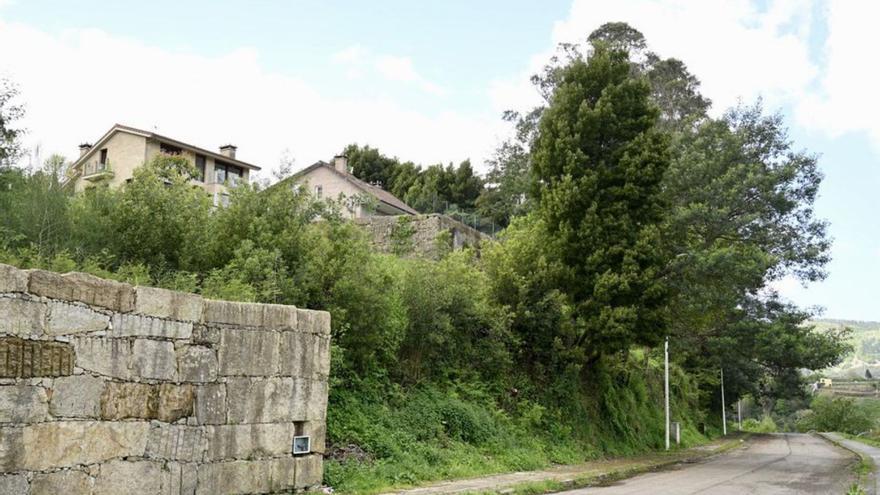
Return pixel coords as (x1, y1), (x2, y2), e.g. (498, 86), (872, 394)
(665, 337), (670, 450)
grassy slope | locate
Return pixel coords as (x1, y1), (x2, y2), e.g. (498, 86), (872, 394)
(812, 319), (880, 379)
(324, 351), (710, 494)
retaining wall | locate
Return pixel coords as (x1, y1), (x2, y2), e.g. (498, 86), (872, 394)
(0, 263), (330, 494)
(355, 213), (490, 258)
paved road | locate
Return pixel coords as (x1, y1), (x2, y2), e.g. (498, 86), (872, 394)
(823, 432), (879, 494)
(560, 434), (856, 495)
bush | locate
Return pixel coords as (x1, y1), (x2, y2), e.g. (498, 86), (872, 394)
(797, 396), (873, 434)
(741, 416), (777, 433)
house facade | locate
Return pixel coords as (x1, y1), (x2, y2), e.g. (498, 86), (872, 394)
(285, 156), (418, 218)
(282, 156), (489, 257)
(68, 124), (261, 205)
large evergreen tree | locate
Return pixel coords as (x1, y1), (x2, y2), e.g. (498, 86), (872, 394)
(532, 44), (672, 361)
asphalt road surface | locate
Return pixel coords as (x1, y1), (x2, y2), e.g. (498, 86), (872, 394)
(560, 433), (856, 495)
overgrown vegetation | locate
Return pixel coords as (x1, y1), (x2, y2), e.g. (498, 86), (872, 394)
(0, 23), (852, 494)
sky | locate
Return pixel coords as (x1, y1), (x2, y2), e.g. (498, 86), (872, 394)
(0, 0), (878, 321)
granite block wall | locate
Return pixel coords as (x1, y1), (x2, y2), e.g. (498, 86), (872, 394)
(0, 263), (331, 494)
(355, 213), (490, 258)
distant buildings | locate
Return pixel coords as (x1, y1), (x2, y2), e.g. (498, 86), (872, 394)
(282, 155), (418, 218)
(67, 124), (261, 206)
(68, 125), (488, 256)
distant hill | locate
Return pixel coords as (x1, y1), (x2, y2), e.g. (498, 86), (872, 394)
(812, 319), (880, 378)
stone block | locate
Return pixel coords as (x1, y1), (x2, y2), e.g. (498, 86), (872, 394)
(100, 382), (192, 422)
(226, 377), (295, 424)
(0, 384), (48, 422)
(131, 339), (177, 380)
(46, 301), (110, 335)
(203, 300), (297, 329)
(297, 308), (331, 336)
(146, 423), (206, 462)
(292, 377), (329, 421)
(0, 337), (74, 378)
(94, 460), (165, 495)
(0, 264), (28, 293)
(73, 337), (132, 379)
(0, 421), (149, 472)
(30, 470), (91, 495)
(158, 383), (194, 422)
(100, 382), (158, 420)
(302, 420), (327, 454)
(217, 328), (279, 376)
(204, 423), (296, 461)
(177, 345), (218, 382)
(295, 454), (324, 488)
(167, 462), (198, 495)
(195, 459), (298, 495)
(28, 269), (135, 312)
(0, 296), (46, 337)
(191, 325), (219, 345)
(194, 384), (226, 425)
(135, 285), (204, 322)
(0, 474), (28, 495)
(112, 313), (193, 339)
(279, 331), (331, 378)
(50, 374), (104, 418)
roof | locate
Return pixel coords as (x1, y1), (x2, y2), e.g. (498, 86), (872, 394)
(71, 123), (262, 172)
(290, 161), (419, 215)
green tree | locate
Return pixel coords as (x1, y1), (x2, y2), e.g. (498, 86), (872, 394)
(0, 154), (71, 258)
(531, 44), (672, 362)
(475, 110), (538, 228)
(107, 154), (212, 272)
(0, 78), (26, 168)
(343, 143), (400, 189)
(662, 102), (838, 403)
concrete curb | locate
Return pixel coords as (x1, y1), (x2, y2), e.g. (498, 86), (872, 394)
(380, 435), (751, 495)
(815, 432), (876, 495)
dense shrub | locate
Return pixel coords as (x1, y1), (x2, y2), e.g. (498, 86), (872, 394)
(797, 396), (873, 434)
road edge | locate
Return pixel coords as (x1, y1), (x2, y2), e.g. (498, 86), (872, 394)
(815, 432), (876, 495)
(468, 435), (751, 495)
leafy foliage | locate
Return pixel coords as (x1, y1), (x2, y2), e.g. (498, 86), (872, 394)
(0, 78), (26, 168)
(531, 44), (672, 361)
(797, 396), (873, 434)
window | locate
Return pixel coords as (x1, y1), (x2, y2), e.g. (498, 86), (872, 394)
(215, 160), (243, 186)
(195, 154), (206, 182)
(99, 148), (108, 165)
(314, 185), (323, 198)
(160, 142), (182, 155)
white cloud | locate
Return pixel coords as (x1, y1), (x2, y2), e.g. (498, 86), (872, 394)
(332, 44), (447, 96)
(332, 44), (367, 65)
(795, 2), (880, 148)
(490, 0), (820, 117)
(0, 21), (497, 179)
(374, 55), (446, 96)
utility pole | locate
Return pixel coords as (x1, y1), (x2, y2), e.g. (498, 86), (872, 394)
(720, 367), (727, 436)
(665, 337), (670, 450)
(737, 399), (742, 430)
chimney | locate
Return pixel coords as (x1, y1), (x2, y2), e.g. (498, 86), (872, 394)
(333, 155), (348, 174)
(79, 143), (92, 157)
(219, 144), (237, 159)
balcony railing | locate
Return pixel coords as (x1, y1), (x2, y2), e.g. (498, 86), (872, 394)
(81, 161), (113, 181)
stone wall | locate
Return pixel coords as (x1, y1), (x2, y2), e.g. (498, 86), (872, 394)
(0, 263), (331, 495)
(355, 214), (491, 258)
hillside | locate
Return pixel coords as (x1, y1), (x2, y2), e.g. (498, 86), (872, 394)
(813, 319), (880, 378)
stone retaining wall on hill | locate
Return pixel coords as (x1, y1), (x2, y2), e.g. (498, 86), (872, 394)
(355, 214), (490, 258)
(0, 263), (331, 494)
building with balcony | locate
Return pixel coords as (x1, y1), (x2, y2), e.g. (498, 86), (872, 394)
(67, 124), (261, 205)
